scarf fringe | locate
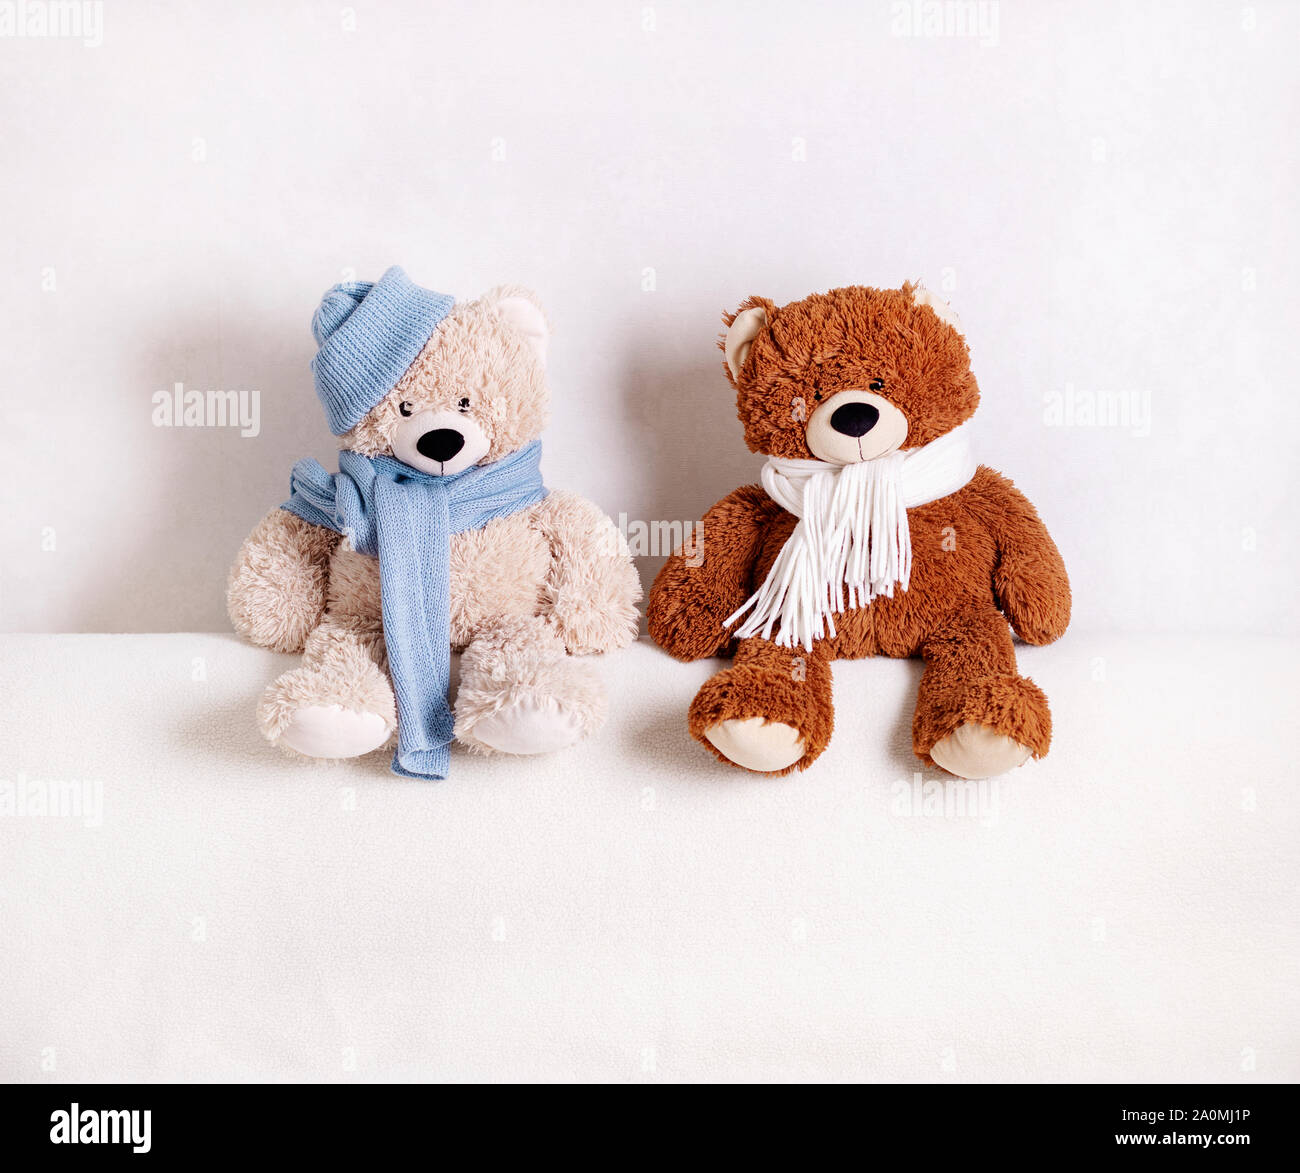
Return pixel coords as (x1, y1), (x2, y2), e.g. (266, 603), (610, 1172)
(724, 424), (975, 651)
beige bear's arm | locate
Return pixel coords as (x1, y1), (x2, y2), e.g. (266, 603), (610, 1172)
(226, 507), (341, 653)
(531, 490), (642, 655)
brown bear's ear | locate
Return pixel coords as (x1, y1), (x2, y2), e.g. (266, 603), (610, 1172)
(910, 284), (963, 333)
(481, 285), (551, 368)
(723, 303), (768, 382)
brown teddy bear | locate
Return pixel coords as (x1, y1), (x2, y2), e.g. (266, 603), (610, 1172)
(227, 268), (641, 779)
(646, 282), (1070, 780)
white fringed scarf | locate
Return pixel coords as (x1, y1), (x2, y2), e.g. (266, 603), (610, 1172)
(725, 423), (977, 651)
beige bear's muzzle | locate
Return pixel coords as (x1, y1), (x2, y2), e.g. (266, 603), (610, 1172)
(392, 408), (490, 476)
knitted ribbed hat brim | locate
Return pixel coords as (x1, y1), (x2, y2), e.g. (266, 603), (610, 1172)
(311, 266), (455, 435)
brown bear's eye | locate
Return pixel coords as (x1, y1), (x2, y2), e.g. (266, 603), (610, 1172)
(813, 392), (822, 402)
(399, 401), (414, 417)
(458, 397), (471, 412)
(869, 380), (885, 392)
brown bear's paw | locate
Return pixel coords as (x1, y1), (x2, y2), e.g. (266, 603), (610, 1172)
(916, 672), (1050, 778)
(646, 594), (732, 663)
(929, 723), (1032, 780)
(703, 716), (805, 773)
(687, 664), (833, 776)
(258, 662), (396, 762)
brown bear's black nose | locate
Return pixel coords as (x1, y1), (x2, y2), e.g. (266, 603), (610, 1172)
(416, 429), (465, 463)
(829, 402), (879, 437)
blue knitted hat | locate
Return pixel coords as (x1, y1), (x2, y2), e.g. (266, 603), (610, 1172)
(310, 266), (456, 435)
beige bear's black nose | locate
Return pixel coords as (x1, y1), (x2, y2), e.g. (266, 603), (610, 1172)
(830, 402), (879, 437)
(417, 429), (465, 463)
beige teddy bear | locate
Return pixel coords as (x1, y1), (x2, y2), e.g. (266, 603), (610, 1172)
(227, 267), (640, 779)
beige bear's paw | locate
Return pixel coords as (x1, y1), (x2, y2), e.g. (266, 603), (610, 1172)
(257, 661), (397, 763)
(461, 695), (588, 756)
(274, 704), (393, 760)
(454, 649), (607, 759)
(930, 722), (1032, 780)
(703, 717), (805, 774)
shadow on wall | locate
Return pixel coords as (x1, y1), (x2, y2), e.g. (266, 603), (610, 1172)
(69, 310), (330, 633)
(619, 344), (764, 601)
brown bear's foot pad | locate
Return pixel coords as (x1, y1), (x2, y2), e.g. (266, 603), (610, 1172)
(930, 722), (1032, 780)
(915, 670), (1051, 776)
(687, 653), (833, 775)
(277, 704), (393, 759)
(703, 716), (805, 773)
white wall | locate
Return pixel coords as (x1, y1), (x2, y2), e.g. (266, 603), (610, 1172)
(2, 0), (1296, 634)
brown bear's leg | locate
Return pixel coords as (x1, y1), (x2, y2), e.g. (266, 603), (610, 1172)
(914, 604), (1052, 780)
(688, 636), (834, 775)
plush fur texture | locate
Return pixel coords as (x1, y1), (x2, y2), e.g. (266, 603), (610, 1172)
(227, 509), (340, 654)
(453, 614), (608, 754)
(647, 283), (1070, 779)
(725, 282), (979, 457)
(344, 287), (551, 463)
(229, 286), (641, 770)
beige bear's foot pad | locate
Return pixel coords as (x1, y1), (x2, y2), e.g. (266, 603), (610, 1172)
(468, 695), (586, 756)
(704, 717), (805, 773)
(930, 722), (1032, 780)
(277, 704), (392, 760)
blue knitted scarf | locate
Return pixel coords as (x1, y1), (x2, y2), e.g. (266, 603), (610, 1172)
(281, 441), (547, 780)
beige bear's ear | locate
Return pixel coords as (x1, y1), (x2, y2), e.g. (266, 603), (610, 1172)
(483, 286), (550, 367)
(724, 305), (768, 381)
(911, 284), (962, 333)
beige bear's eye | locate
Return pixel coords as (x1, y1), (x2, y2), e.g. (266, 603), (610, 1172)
(458, 398), (470, 412)
(399, 401), (414, 417)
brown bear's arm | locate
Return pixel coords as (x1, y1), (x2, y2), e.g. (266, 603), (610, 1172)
(226, 506), (340, 653)
(646, 484), (782, 662)
(967, 466), (1071, 646)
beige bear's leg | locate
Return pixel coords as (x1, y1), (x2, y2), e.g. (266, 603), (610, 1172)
(454, 615), (606, 757)
(257, 616), (396, 760)
(257, 547), (396, 761)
